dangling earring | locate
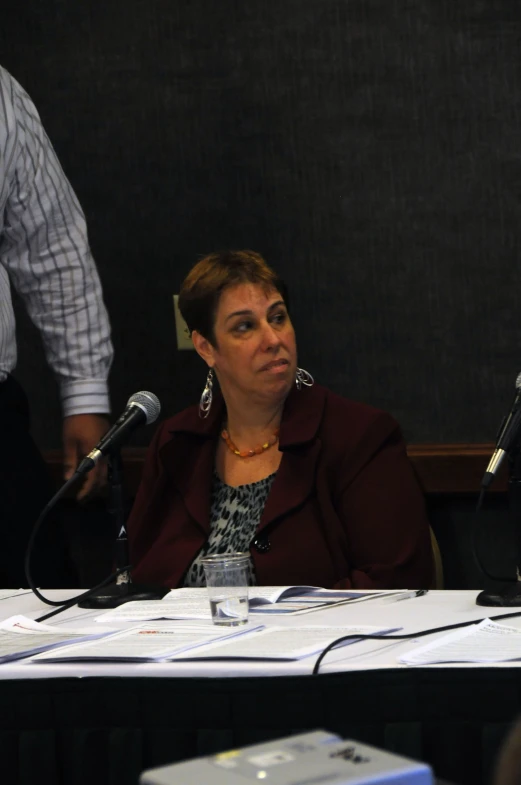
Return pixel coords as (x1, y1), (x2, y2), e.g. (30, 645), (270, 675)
(199, 368), (214, 418)
(295, 367), (314, 390)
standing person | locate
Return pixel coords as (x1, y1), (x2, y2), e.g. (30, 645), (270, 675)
(127, 250), (433, 590)
(0, 65), (113, 587)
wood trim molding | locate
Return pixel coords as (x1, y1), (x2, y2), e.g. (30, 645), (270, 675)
(43, 444), (506, 496)
(406, 443), (506, 495)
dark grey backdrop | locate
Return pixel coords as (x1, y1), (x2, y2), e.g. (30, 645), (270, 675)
(2, 0), (521, 448)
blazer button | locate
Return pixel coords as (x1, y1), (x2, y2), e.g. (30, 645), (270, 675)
(252, 536), (271, 553)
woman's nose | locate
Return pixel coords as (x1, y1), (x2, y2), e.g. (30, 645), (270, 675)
(260, 321), (281, 349)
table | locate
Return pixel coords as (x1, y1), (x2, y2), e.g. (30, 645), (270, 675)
(1, 590), (520, 785)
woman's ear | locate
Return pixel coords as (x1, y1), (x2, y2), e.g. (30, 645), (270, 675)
(191, 330), (215, 367)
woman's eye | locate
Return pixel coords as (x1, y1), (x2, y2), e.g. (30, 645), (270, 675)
(234, 320), (253, 333)
(271, 311), (287, 325)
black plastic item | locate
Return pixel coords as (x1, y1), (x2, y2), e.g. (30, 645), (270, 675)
(78, 581), (169, 609)
(476, 582), (521, 607)
(78, 449), (166, 608)
(477, 450), (521, 606)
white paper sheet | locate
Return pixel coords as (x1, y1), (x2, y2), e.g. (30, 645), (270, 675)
(400, 619), (521, 665)
(0, 615), (112, 662)
(96, 595), (214, 622)
(95, 588), (400, 623)
(173, 624), (398, 660)
(33, 622), (264, 662)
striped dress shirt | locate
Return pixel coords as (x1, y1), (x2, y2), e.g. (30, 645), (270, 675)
(0, 66), (113, 416)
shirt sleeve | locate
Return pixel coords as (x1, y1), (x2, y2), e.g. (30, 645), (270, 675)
(0, 70), (113, 416)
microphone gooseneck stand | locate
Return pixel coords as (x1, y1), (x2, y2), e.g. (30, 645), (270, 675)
(25, 452), (167, 621)
(476, 446), (521, 606)
(25, 473), (132, 622)
(79, 448), (167, 608)
(25, 390), (165, 620)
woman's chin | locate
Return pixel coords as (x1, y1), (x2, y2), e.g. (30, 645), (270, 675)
(262, 374), (294, 399)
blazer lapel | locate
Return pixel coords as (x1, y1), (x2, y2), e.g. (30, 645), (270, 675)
(258, 383), (327, 532)
(158, 395), (225, 535)
(258, 439), (321, 531)
(159, 434), (214, 535)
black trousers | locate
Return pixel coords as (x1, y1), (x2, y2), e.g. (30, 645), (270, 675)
(0, 376), (76, 588)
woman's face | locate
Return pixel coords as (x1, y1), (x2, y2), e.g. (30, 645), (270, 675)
(198, 282), (297, 406)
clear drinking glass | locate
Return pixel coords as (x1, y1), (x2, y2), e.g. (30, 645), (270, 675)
(201, 553), (250, 626)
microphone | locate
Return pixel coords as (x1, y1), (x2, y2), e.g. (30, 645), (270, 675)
(482, 372), (521, 489)
(76, 391), (161, 475)
(75, 389), (168, 608)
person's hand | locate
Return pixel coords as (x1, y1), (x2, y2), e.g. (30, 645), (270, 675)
(62, 414), (110, 501)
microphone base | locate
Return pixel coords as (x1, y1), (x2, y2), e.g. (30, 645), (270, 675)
(476, 582), (521, 606)
(78, 582), (169, 609)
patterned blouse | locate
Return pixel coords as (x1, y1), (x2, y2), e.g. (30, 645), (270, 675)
(182, 471), (276, 587)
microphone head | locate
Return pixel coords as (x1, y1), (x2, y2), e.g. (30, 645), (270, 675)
(516, 372), (521, 391)
(126, 391), (161, 424)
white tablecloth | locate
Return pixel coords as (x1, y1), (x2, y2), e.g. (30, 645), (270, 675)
(1, 589), (520, 679)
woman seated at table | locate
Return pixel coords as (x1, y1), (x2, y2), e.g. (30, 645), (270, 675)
(127, 250), (433, 590)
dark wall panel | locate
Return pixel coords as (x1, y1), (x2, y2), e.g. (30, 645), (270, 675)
(1, 1), (520, 447)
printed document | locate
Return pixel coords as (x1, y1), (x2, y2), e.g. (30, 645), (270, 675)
(32, 623), (264, 663)
(0, 615), (112, 663)
(95, 587), (398, 623)
(172, 624), (397, 660)
(400, 619), (521, 665)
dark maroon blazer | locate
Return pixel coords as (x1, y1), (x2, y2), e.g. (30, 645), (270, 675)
(127, 383), (433, 590)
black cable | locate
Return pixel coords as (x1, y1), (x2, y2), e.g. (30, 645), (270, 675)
(476, 487), (485, 513)
(25, 473), (81, 605)
(471, 487), (513, 583)
(35, 568), (130, 622)
(312, 608), (521, 675)
(25, 471), (130, 617)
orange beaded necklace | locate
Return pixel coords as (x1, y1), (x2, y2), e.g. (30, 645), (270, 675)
(221, 427), (280, 459)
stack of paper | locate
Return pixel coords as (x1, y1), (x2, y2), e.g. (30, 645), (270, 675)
(34, 623), (397, 663)
(171, 625), (398, 661)
(94, 587), (399, 624)
(399, 619), (521, 665)
(32, 623), (263, 663)
(0, 615), (112, 663)
(247, 587), (398, 613)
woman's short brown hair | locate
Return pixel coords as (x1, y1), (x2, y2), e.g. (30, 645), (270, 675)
(178, 250), (288, 345)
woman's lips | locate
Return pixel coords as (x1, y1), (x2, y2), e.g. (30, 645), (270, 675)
(260, 359), (289, 372)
